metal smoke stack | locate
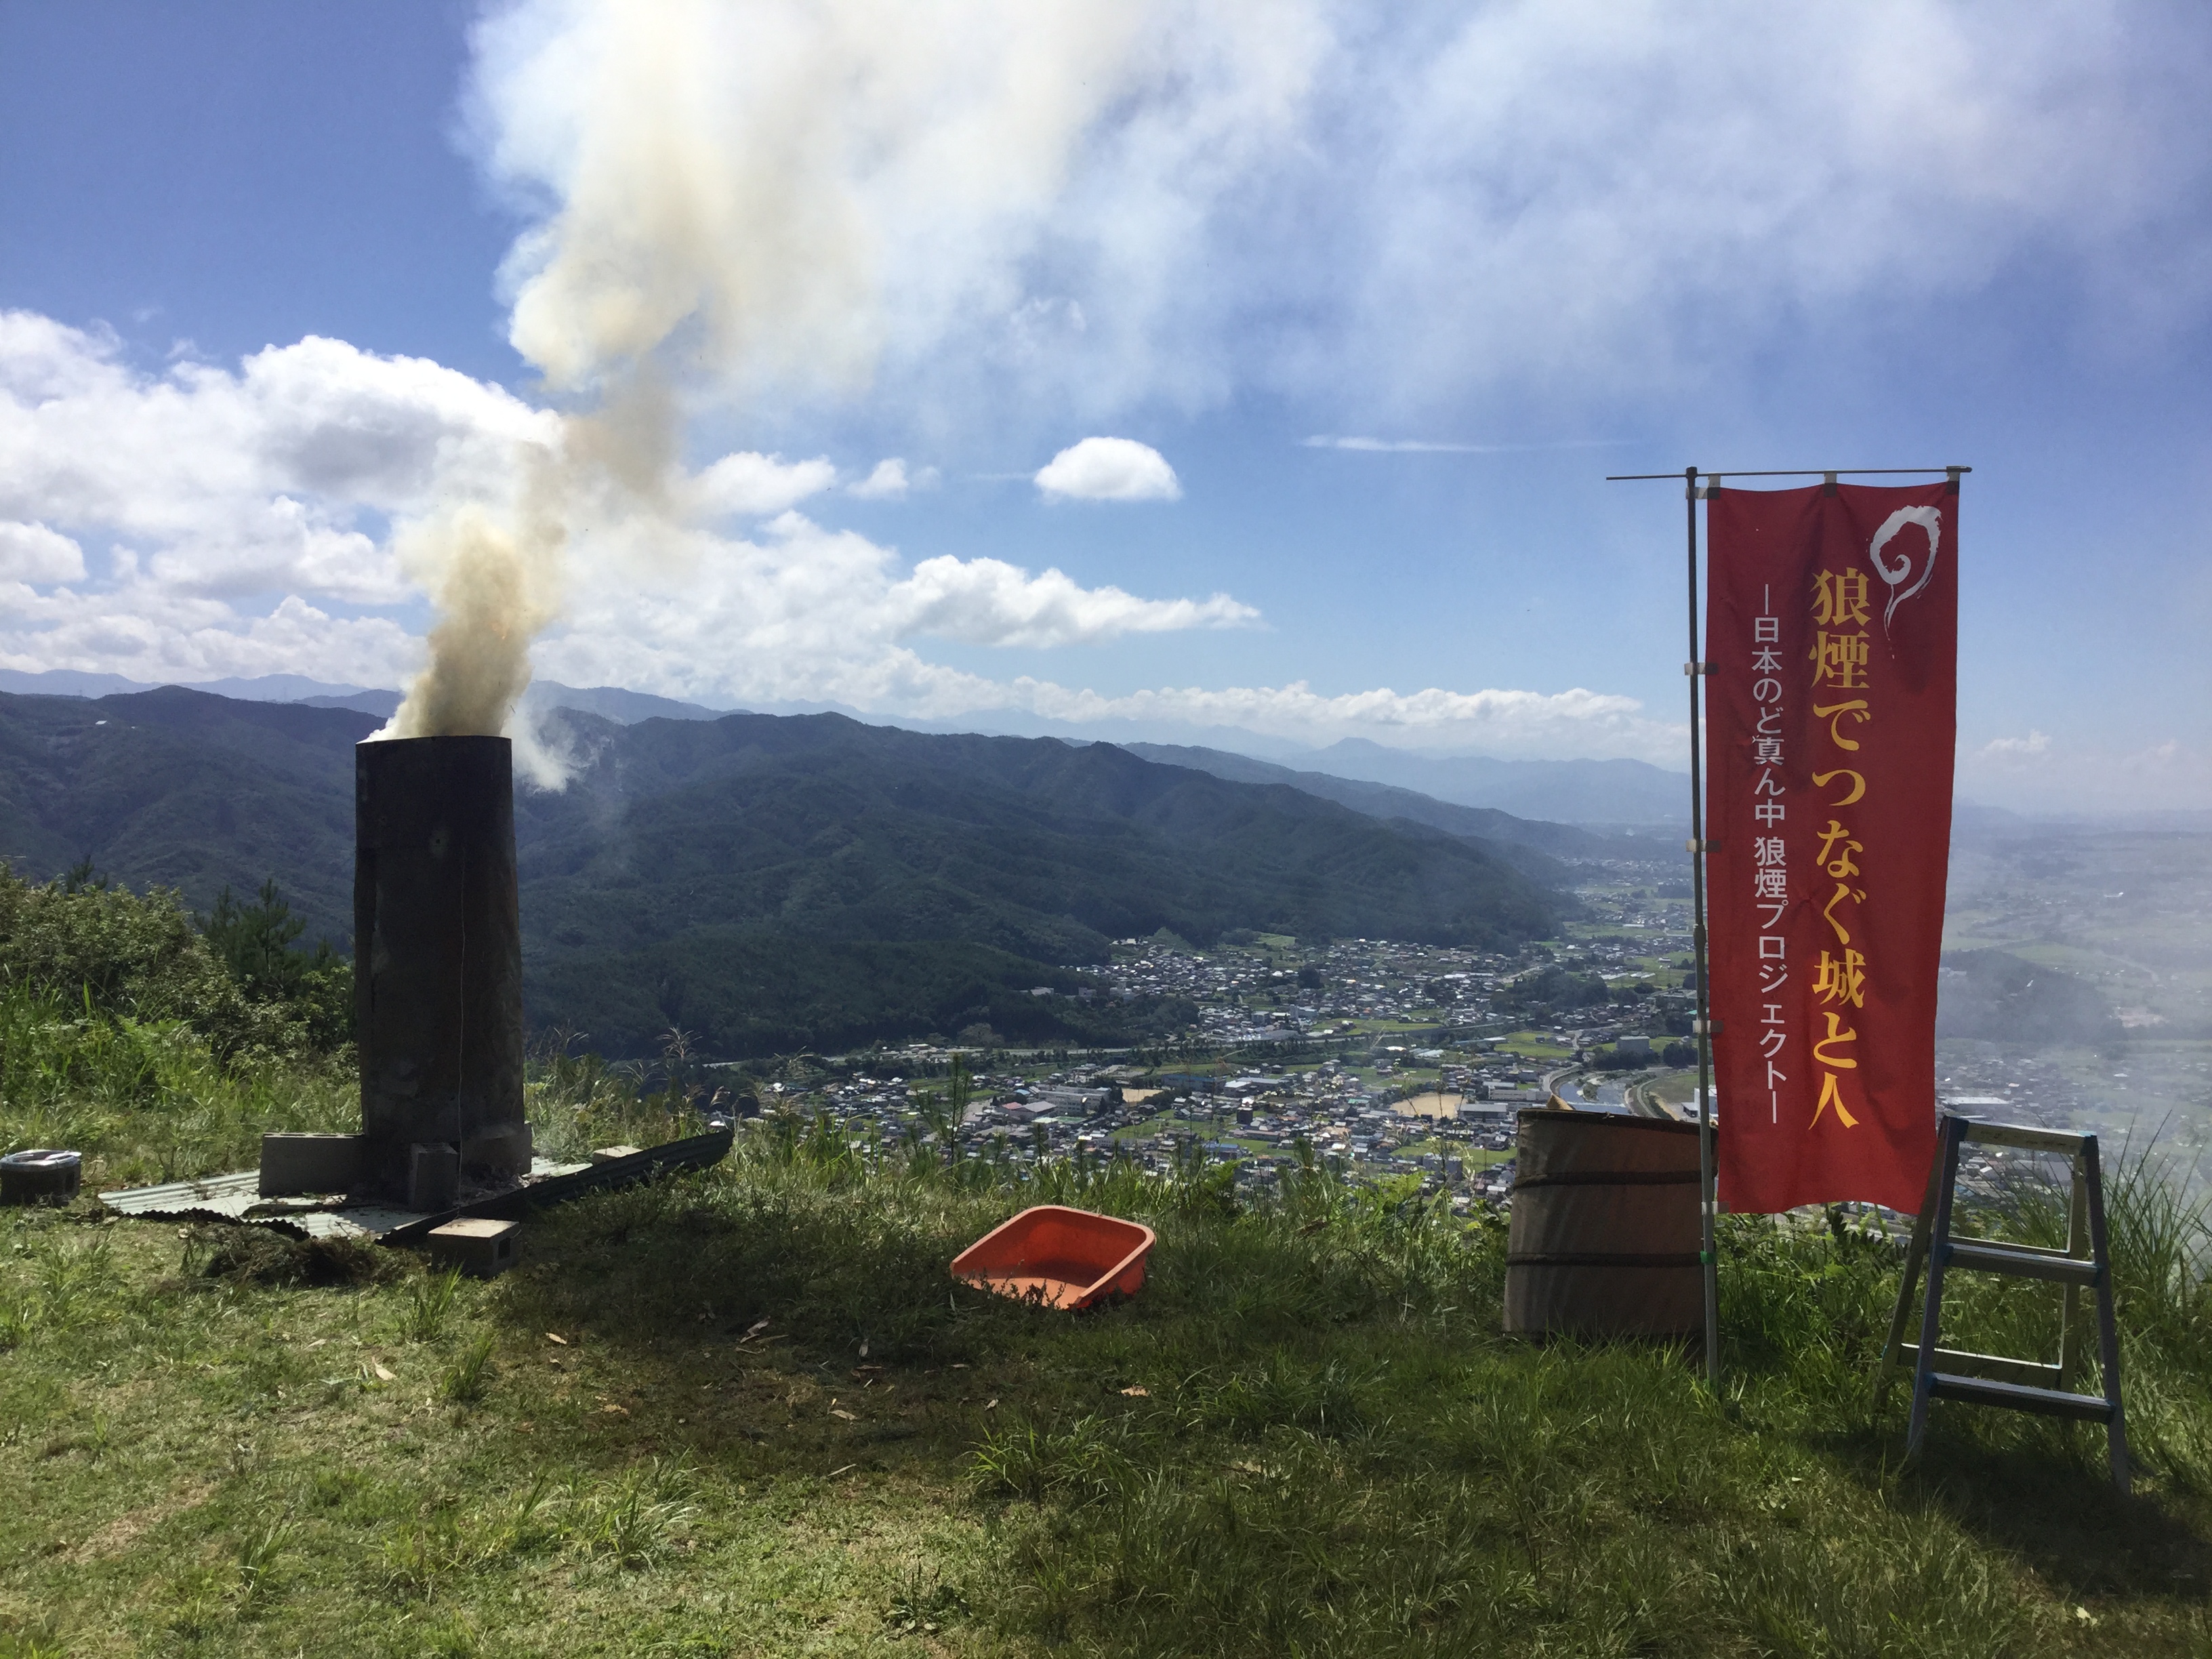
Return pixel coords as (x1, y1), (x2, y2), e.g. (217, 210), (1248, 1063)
(354, 735), (531, 1208)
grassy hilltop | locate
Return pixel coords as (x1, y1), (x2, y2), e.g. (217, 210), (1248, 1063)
(4, 876), (2212, 1656)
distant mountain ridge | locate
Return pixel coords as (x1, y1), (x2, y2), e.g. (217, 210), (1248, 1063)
(0, 669), (733, 728)
(1, 668), (1692, 825)
(1121, 742), (1659, 864)
(0, 687), (1562, 1054)
(1288, 738), (1691, 826)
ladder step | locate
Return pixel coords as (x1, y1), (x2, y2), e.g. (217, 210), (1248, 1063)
(1943, 1241), (2100, 1286)
(1954, 1120), (2091, 1155)
(1927, 1373), (2114, 1422)
(1929, 1347), (2063, 1389)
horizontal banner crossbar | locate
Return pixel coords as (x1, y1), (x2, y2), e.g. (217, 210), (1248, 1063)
(1607, 466), (1970, 481)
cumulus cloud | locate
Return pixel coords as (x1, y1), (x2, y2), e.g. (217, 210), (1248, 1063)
(0, 309), (552, 609)
(0, 521), (85, 583)
(0, 310), (1279, 726)
(507, 507), (1660, 756)
(1981, 729), (2052, 758)
(848, 457), (930, 499)
(690, 450), (836, 517)
(0, 577), (419, 690)
(1033, 436), (1182, 502)
(888, 554), (1250, 646)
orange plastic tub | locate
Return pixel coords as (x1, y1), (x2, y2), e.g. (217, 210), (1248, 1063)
(951, 1205), (1157, 1309)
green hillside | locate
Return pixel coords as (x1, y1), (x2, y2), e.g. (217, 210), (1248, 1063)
(0, 688), (376, 945)
(514, 710), (1559, 1052)
(0, 691), (1561, 1056)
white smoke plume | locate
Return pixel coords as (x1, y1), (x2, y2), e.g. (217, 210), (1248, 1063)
(383, 499), (563, 741)
(371, 0), (1318, 750)
(471, 0), (1302, 401)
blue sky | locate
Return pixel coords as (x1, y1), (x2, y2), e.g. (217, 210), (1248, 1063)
(1, 1), (2207, 810)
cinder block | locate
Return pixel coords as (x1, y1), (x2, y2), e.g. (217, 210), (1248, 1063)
(590, 1145), (643, 1164)
(464, 1121), (533, 1179)
(425, 1217), (521, 1277)
(258, 1132), (362, 1196)
(407, 1142), (460, 1212)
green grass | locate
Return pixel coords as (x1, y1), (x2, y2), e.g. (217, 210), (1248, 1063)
(5, 1045), (2212, 1653)
(0, 979), (356, 1188)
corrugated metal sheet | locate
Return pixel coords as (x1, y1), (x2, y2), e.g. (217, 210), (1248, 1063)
(100, 1170), (260, 1217)
(96, 1137), (723, 1242)
(100, 1172), (376, 1239)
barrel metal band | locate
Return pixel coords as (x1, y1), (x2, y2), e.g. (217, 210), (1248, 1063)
(1507, 1252), (1704, 1268)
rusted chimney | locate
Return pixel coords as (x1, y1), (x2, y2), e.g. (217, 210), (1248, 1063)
(354, 735), (530, 1207)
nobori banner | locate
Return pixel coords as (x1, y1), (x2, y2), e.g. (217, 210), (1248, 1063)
(1706, 480), (1959, 1215)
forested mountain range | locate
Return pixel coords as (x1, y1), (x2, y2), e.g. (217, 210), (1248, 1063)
(0, 687), (1572, 1054)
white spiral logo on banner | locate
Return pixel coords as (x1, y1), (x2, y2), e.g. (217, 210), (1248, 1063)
(1867, 506), (1942, 633)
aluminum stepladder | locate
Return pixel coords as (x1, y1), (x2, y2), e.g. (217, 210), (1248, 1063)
(1873, 1114), (2129, 1492)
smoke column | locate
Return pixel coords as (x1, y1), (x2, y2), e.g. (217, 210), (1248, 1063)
(380, 0), (1316, 743)
(384, 487), (564, 741)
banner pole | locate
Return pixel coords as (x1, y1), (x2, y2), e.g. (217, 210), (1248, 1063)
(1685, 465), (1721, 1393)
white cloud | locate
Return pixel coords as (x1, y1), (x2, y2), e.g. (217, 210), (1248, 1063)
(690, 450), (836, 517)
(0, 310), (1281, 730)
(459, 2), (2209, 424)
(0, 521), (85, 583)
(0, 581), (420, 690)
(1981, 729), (2052, 758)
(848, 457), (932, 499)
(0, 309), (553, 607)
(1014, 680), (1675, 760)
(0, 309), (1718, 767)
(464, 0), (1325, 415)
(888, 555), (1251, 646)
(1033, 436), (1181, 502)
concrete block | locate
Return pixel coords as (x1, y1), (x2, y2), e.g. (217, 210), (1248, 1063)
(590, 1145), (644, 1164)
(258, 1132), (363, 1196)
(407, 1142), (460, 1212)
(426, 1217), (521, 1278)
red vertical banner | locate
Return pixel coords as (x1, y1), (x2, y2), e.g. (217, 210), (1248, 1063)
(1706, 480), (1958, 1214)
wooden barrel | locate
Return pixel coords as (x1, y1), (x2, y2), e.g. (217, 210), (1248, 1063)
(1504, 1109), (1701, 1338)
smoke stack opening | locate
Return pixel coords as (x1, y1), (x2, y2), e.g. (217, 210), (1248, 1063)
(354, 735), (530, 1208)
